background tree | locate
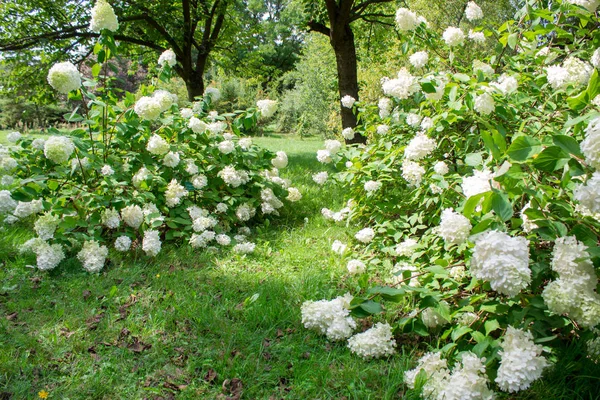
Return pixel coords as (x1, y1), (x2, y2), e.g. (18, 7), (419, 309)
(301, 0), (396, 144)
(0, 0), (236, 101)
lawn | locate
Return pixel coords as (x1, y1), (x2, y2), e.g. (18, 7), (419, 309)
(1, 135), (599, 399)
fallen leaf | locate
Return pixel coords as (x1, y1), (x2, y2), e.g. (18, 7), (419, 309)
(6, 312), (17, 321)
(204, 368), (217, 383)
(128, 337), (151, 353)
(86, 313), (104, 330)
(82, 290), (91, 300)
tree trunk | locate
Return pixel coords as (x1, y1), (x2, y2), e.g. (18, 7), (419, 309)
(331, 25), (365, 144)
(185, 70), (205, 102)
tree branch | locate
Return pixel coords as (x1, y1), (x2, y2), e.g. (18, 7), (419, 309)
(307, 20), (330, 36)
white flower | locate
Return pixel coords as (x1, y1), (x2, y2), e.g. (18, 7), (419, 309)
(316, 149), (332, 164)
(77, 240), (109, 273)
(443, 27), (465, 46)
(564, 56), (593, 86)
(101, 208), (120, 229)
(207, 121), (227, 135)
(406, 113), (422, 128)
(121, 204), (144, 229)
(496, 327), (548, 393)
(114, 236), (132, 252)
(218, 140), (235, 154)
(455, 312), (478, 326)
(468, 30), (485, 44)
(13, 199), (44, 219)
(146, 134), (170, 155)
(257, 99), (278, 118)
(341, 95), (356, 108)
(566, 0), (599, 12)
(312, 171), (328, 185)
(158, 49), (177, 67)
(433, 161), (449, 175)
(581, 117), (600, 169)
(204, 87), (221, 102)
(192, 216), (218, 232)
(436, 208), (472, 246)
(545, 65), (569, 90)
(324, 140), (343, 153)
(90, 0), (119, 32)
(364, 180), (382, 192)
(355, 227), (375, 243)
(32, 241), (65, 271)
(286, 187), (302, 202)
(421, 306), (449, 328)
(189, 117), (207, 134)
(31, 138), (46, 150)
(44, 136), (75, 164)
(101, 165), (114, 176)
(142, 229), (162, 257)
(395, 238), (419, 257)
(236, 203), (256, 222)
(271, 151), (288, 169)
(592, 94), (600, 108)
(376, 124), (389, 135)
(6, 131), (21, 143)
(542, 236), (600, 328)
(395, 8), (419, 31)
(382, 68), (419, 99)
(347, 322), (396, 359)
(301, 294), (356, 341)
(134, 96), (162, 120)
(473, 60), (494, 76)
(401, 160), (425, 186)
(404, 352), (448, 389)
(180, 108), (193, 119)
(347, 259), (366, 275)
(215, 203), (228, 213)
(214, 234), (230, 246)
(34, 212), (60, 240)
(165, 179), (188, 207)
(163, 151), (180, 168)
(192, 174), (208, 190)
(592, 48), (600, 69)
(342, 127), (355, 141)
(474, 92), (495, 115)
(47, 61), (82, 94)
(261, 188), (284, 215)
(331, 240), (347, 255)
(1, 175), (14, 186)
(574, 171), (600, 213)
(153, 90), (175, 112)
(238, 138), (252, 150)
(461, 169), (493, 198)
(378, 98), (392, 119)
(218, 166), (250, 188)
(420, 117), (434, 131)
(490, 74), (518, 95)
(405, 134), (436, 161)
(465, 1), (483, 21)
(233, 241), (256, 254)
(471, 230), (531, 297)
(409, 51), (428, 68)
(132, 167), (150, 188)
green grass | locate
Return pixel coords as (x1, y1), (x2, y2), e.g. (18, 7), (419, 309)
(1, 134), (599, 399)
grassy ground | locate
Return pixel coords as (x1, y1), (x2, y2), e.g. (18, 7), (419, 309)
(1, 135), (599, 399)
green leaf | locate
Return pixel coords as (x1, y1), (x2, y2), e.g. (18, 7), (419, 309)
(421, 82), (437, 93)
(350, 300), (382, 317)
(484, 319), (501, 335)
(507, 33), (518, 49)
(489, 190), (513, 221)
(367, 286), (406, 302)
(552, 135), (582, 157)
(532, 146), (570, 172)
(507, 135), (542, 161)
(451, 325), (473, 341)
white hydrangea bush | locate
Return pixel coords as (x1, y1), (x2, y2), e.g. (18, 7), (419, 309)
(302, 1), (600, 397)
(1, 2), (298, 273)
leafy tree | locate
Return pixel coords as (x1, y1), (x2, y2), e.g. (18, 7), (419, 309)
(0, 0), (234, 101)
(300, 0), (397, 144)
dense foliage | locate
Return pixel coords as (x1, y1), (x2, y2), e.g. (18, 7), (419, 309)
(0, 11), (300, 273)
(303, 0), (600, 398)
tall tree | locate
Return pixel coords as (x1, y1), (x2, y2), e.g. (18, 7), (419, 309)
(0, 0), (235, 101)
(302, 0), (395, 144)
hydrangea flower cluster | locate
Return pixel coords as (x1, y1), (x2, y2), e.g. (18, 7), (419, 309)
(347, 323), (396, 359)
(495, 327), (548, 392)
(257, 99), (278, 118)
(90, 0), (119, 32)
(542, 236), (600, 328)
(471, 231), (530, 297)
(435, 208), (472, 246)
(301, 294), (356, 341)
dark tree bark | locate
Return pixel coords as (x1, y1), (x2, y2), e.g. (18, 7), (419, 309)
(307, 0), (395, 144)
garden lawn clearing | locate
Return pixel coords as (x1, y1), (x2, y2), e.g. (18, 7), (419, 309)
(1, 136), (599, 399)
